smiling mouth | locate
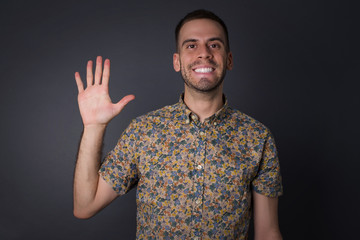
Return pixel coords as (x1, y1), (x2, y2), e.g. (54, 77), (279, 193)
(193, 67), (215, 73)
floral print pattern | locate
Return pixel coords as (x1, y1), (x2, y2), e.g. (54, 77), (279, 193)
(99, 96), (283, 239)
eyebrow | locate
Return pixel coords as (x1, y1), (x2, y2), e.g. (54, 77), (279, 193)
(181, 39), (198, 47)
(208, 37), (226, 45)
(181, 37), (225, 47)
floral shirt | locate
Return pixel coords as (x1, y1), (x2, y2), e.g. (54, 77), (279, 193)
(99, 96), (283, 239)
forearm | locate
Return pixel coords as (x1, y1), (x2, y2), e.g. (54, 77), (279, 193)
(73, 125), (106, 218)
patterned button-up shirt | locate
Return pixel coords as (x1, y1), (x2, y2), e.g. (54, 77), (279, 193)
(99, 96), (283, 239)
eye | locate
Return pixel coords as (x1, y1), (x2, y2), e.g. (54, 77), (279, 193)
(186, 44), (196, 49)
(209, 43), (220, 49)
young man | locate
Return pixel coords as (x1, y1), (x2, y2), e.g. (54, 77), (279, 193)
(73, 9), (283, 240)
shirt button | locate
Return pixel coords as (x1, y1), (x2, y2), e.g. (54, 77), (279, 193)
(199, 131), (205, 136)
(213, 122), (217, 126)
(195, 200), (202, 205)
(196, 165), (203, 170)
(185, 119), (190, 124)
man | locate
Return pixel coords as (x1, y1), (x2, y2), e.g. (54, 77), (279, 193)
(73, 9), (283, 240)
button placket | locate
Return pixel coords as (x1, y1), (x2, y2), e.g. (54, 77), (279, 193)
(191, 125), (207, 236)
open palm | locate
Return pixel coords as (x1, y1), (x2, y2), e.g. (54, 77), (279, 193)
(75, 56), (135, 126)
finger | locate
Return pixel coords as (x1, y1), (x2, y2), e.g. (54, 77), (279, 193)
(74, 72), (84, 93)
(114, 95), (135, 115)
(94, 56), (103, 85)
(102, 59), (110, 86)
(86, 60), (93, 87)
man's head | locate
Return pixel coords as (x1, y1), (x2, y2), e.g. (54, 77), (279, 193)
(173, 10), (233, 93)
(175, 9), (230, 53)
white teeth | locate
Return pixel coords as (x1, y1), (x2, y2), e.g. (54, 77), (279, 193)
(194, 68), (213, 73)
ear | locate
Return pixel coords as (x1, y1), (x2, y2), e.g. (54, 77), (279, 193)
(173, 53), (180, 72)
(226, 52), (233, 70)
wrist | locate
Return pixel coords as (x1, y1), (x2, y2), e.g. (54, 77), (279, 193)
(82, 124), (107, 139)
(83, 124), (107, 131)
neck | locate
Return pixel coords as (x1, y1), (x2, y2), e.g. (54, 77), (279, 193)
(183, 85), (224, 122)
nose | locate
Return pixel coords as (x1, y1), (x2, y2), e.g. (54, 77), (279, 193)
(197, 44), (212, 59)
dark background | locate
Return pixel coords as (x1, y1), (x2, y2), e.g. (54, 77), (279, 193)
(0, 0), (359, 239)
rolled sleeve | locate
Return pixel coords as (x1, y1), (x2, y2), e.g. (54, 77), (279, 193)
(99, 120), (139, 195)
(252, 131), (283, 197)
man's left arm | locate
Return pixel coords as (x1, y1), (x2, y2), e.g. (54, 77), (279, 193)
(252, 191), (282, 240)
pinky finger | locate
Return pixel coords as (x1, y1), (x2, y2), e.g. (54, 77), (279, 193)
(75, 72), (84, 93)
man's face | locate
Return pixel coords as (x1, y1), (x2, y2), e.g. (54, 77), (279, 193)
(173, 18), (233, 93)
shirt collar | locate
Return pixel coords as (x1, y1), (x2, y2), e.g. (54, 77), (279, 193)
(176, 93), (230, 124)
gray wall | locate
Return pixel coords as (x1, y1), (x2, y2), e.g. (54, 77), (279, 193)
(0, 0), (358, 239)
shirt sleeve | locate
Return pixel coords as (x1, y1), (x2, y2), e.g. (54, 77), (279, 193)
(251, 131), (283, 197)
(99, 120), (139, 195)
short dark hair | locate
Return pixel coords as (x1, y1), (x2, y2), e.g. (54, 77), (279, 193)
(175, 9), (230, 52)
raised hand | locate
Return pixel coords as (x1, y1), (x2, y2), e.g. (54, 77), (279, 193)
(75, 56), (135, 127)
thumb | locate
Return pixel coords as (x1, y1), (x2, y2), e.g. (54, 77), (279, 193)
(113, 94), (135, 115)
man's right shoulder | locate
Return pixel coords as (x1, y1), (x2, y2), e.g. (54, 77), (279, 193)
(126, 102), (182, 130)
(133, 102), (183, 124)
